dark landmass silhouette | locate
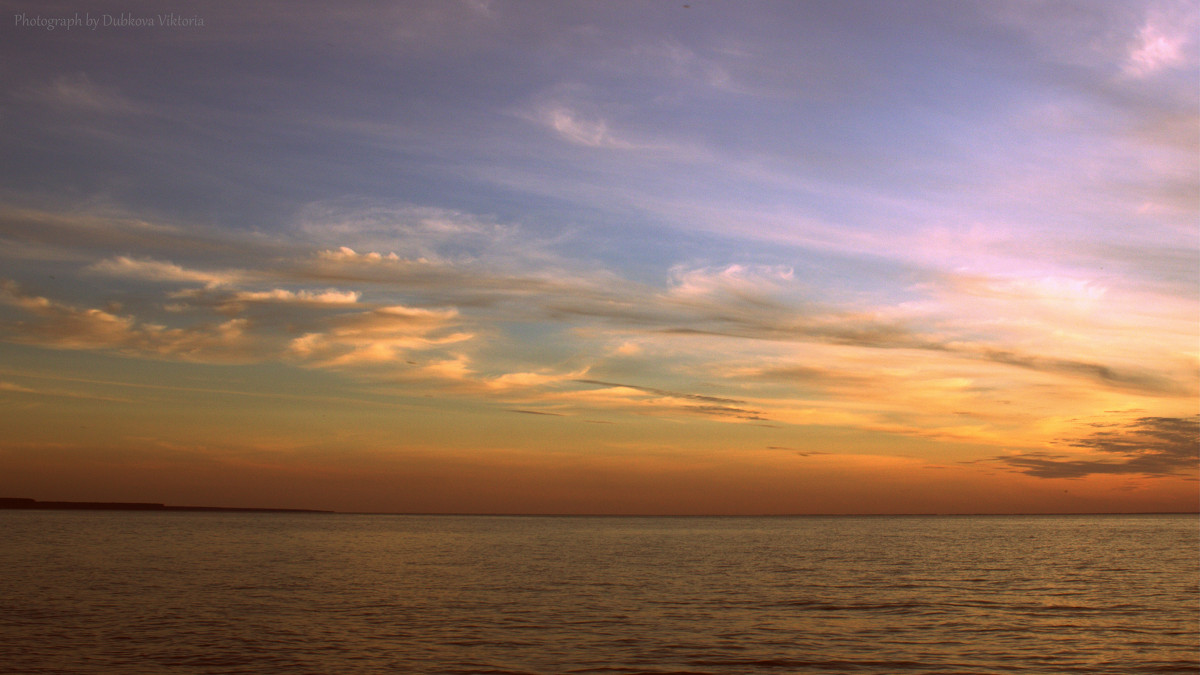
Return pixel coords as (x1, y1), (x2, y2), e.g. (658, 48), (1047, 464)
(0, 497), (332, 513)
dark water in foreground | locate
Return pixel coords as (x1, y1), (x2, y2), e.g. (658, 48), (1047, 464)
(1, 512), (1196, 674)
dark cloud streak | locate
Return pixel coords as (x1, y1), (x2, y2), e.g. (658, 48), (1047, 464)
(573, 378), (745, 406)
(996, 415), (1200, 479)
(572, 378), (769, 421)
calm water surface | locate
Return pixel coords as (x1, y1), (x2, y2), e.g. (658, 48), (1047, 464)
(1, 512), (1196, 674)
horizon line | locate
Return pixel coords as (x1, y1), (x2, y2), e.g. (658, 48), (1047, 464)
(2, 498), (1195, 518)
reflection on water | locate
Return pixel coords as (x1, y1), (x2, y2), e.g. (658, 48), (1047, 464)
(1, 512), (1196, 674)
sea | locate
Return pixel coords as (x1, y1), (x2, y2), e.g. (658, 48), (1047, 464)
(1, 511), (1196, 674)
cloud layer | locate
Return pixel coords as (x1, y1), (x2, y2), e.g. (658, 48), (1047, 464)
(0, 1), (1195, 512)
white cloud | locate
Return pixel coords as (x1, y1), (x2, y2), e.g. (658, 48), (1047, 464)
(318, 246), (406, 263)
(667, 264), (796, 301)
(230, 289), (361, 305)
(543, 106), (630, 148)
(411, 355), (475, 382)
(287, 305), (472, 369)
(949, 274), (1108, 309)
(1124, 15), (1192, 78)
(486, 367), (589, 391)
(0, 281), (254, 362)
(518, 89), (667, 152)
(90, 256), (241, 288)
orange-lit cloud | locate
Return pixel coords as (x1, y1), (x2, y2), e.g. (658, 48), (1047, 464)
(0, 280), (254, 361)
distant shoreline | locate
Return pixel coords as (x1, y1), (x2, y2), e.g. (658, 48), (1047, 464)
(0, 498), (333, 514)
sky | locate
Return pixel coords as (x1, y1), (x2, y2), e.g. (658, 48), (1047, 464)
(0, 0), (1196, 514)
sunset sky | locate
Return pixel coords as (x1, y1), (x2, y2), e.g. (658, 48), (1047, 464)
(0, 0), (1196, 514)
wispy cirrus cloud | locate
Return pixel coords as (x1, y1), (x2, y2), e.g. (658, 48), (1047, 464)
(0, 379), (135, 403)
(518, 83), (691, 155)
(972, 349), (1189, 397)
(574, 379), (746, 407)
(541, 105), (633, 149)
(0, 206), (275, 268)
(227, 289), (361, 305)
(90, 256), (244, 288)
(543, 379), (769, 423)
(6, 212), (1193, 418)
(294, 202), (525, 264)
(168, 287), (362, 314)
(0, 192), (1192, 441)
(26, 73), (141, 115)
(567, 378), (768, 421)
